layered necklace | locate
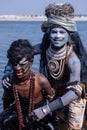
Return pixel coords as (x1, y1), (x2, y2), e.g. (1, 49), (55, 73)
(13, 70), (35, 130)
(46, 44), (73, 80)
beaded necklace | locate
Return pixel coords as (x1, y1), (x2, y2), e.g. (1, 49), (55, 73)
(46, 44), (73, 80)
(13, 70), (35, 130)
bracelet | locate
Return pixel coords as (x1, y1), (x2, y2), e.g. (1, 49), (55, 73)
(42, 105), (51, 115)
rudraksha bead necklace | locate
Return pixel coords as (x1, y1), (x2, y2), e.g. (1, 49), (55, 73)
(13, 70), (35, 130)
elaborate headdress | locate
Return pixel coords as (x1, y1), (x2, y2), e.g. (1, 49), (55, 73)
(41, 3), (77, 32)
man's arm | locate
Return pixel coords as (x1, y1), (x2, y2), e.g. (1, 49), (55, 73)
(2, 61), (13, 88)
(29, 90), (78, 120)
(68, 51), (81, 83)
(66, 51), (85, 97)
(3, 61), (13, 77)
(33, 44), (41, 55)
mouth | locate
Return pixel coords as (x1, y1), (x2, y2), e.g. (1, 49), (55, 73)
(54, 38), (63, 42)
(15, 67), (29, 77)
(16, 70), (23, 76)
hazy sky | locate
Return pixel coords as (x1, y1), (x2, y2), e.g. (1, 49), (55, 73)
(0, 0), (87, 15)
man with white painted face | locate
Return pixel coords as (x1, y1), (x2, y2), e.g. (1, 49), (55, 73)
(30, 3), (87, 130)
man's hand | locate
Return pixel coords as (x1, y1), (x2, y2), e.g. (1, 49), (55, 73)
(2, 77), (11, 89)
(67, 84), (82, 97)
(29, 105), (51, 120)
(46, 88), (55, 101)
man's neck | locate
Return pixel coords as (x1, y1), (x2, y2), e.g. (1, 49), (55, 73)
(50, 44), (66, 51)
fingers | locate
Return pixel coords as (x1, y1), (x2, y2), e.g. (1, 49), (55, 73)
(29, 107), (45, 120)
(2, 77), (11, 88)
(29, 112), (39, 121)
(46, 95), (54, 100)
(67, 84), (82, 97)
(29, 111), (40, 121)
(29, 112), (35, 117)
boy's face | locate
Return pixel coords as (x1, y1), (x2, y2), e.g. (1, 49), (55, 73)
(12, 57), (32, 78)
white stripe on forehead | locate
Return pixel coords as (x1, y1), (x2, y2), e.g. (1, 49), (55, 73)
(19, 57), (28, 65)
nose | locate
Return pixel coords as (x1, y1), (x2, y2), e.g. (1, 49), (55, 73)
(56, 31), (61, 37)
(54, 32), (60, 40)
(15, 64), (22, 70)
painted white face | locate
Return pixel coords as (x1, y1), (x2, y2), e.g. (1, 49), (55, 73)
(50, 27), (69, 47)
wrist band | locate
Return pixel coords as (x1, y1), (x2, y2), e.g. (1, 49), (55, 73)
(42, 105), (51, 115)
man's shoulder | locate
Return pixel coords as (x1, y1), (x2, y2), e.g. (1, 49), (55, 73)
(68, 51), (80, 64)
(35, 72), (45, 78)
(35, 72), (48, 84)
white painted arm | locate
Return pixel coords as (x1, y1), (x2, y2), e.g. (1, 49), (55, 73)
(68, 51), (81, 83)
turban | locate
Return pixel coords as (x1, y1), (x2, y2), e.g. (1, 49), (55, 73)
(41, 3), (77, 32)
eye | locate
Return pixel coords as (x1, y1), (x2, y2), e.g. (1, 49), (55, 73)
(60, 30), (65, 34)
(19, 63), (25, 67)
(12, 61), (18, 66)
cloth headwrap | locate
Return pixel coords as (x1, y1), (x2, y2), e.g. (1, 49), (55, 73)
(48, 14), (77, 32)
(41, 14), (77, 32)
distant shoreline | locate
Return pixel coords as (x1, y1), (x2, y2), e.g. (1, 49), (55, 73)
(0, 15), (46, 21)
(0, 15), (87, 21)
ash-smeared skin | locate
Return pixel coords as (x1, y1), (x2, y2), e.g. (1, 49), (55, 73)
(50, 27), (69, 47)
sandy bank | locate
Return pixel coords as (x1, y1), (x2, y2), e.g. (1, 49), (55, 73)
(0, 15), (87, 21)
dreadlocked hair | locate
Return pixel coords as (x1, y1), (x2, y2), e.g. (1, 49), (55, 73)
(45, 3), (74, 18)
(7, 39), (34, 65)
